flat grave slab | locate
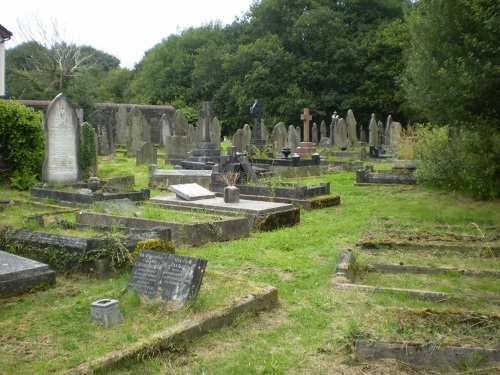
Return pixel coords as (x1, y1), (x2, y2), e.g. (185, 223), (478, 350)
(168, 183), (216, 201)
(150, 194), (294, 215)
(0, 250), (56, 297)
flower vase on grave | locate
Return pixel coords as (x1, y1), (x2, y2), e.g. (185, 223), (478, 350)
(224, 186), (240, 204)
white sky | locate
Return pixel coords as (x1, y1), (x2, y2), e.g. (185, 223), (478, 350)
(2, 0), (257, 69)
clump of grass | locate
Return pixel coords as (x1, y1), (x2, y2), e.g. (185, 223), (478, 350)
(216, 172), (241, 186)
(396, 125), (417, 160)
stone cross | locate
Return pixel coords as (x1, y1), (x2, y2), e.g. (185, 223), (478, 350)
(199, 102), (215, 143)
(301, 108), (313, 143)
(250, 99), (265, 141)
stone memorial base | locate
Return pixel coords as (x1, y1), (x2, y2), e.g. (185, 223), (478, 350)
(150, 195), (300, 232)
(90, 299), (123, 327)
(294, 142), (316, 157)
(0, 250), (56, 297)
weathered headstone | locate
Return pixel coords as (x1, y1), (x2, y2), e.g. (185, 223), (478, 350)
(165, 110), (192, 165)
(330, 111), (339, 146)
(271, 122), (288, 157)
(210, 117), (222, 148)
(369, 113), (379, 147)
(320, 120), (327, 139)
(233, 129), (244, 153)
(338, 118), (348, 147)
(287, 125), (300, 153)
(159, 113), (172, 149)
(42, 93), (81, 183)
(90, 110), (116, 156)
(126, 106), (151, 156)
(114, 105), (128, 145)
(312, 122), (319, 145)
(242, 124), (252, 149)
(346, 109), (358, 144)
(128, 250), (207, 306)
(136, 142), (157, 166)
(168, 183), (216, 201)
(239, 155), (259, 183)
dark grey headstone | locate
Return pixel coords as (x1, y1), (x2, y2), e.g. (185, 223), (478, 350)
(128, 250), (207, 306)
(238, 155), (259, 183)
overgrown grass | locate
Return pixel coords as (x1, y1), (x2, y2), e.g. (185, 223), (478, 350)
(1, 157), (499, 374)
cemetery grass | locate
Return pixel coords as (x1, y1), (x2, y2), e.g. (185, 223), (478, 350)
(1, 161), (499, 374)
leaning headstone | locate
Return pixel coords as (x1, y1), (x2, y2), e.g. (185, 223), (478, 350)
(90, 110), (116, 156)
(346, 109), (358, 144)
(239, 155), (259, 183)
(115, 105), (128, 145)
(42, 93), (81, 183)
(136, 142), (157, 166)
(128, 250), (207, 306)
(126, 106), (151, 156)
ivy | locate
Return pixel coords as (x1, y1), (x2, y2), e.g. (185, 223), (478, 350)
(79, 122), (98, 180)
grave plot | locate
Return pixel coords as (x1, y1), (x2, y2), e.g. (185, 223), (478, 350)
(332, 223), (500, 371)
(76, 201), (250, 247)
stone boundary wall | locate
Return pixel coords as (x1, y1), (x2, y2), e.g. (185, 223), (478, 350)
(12, 100), (176, 146)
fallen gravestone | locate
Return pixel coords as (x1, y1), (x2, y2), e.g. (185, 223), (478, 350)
(128, 250), (207, 306)
(168, 183), (216, 201)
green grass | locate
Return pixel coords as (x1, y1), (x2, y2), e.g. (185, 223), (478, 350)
(1, 156), (499, 374)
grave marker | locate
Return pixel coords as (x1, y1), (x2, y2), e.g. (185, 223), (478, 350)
(295, 108), (316, 156)
(250, 99), (266, 147)
(42, 93), (81, 183)
(128, 250), (207, 306)
(168, 183), (216, 201)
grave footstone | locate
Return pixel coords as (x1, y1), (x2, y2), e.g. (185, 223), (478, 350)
(128, 250), (207, 306)
(42, 93), (81, 183)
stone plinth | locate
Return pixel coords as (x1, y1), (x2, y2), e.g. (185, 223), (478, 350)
(294, 142), (316, 157)
(90, 299), (123, 327)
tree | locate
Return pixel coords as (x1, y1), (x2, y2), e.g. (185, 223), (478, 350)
(402, 0), (500, 127)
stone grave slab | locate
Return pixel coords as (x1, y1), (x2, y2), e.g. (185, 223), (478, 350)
(0, 250), (56, 297)
(128, 250), (207, 306)
(168, 183), (216, 201)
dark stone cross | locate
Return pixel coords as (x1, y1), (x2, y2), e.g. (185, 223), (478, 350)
(301, 108), (313, 143)
(199, 102), (215, 142)
(250, 99), (265, 141)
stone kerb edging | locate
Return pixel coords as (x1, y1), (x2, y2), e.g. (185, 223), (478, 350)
(65, 286), (278, 374)
(355, 341), (500, 371)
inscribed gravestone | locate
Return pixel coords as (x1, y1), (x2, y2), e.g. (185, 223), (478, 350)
(126, 106), (151, 156)
(128, 250), (207, 306)
(42, 93), (81, 183)
(271, 122), (288, 157)
(338, 118), (348, 147)
(369, 113), (379, 147)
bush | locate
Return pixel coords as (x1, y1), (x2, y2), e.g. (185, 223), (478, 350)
(0, 100), (45, 183)
(415, 124), (500, 200)
(79, 122), (98, 180)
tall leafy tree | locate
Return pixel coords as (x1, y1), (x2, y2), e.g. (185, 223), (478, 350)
(403, 0), (500, 127)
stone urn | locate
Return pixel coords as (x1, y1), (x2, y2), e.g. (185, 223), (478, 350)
(87, 177), (101, 192)
(224, 186), (240, 203)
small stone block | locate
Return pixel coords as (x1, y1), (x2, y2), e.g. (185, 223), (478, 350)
(91, 299), (123, 328)
(168, 183), (216, 201)
(224, 186), (240, 203)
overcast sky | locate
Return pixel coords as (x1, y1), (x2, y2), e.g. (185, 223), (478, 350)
(2, 0), (257, 69)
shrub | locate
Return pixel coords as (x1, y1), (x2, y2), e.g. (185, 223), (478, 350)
(0, 100), (44, 183)
(415, 123), (500, 200)
(79, 122), (98, 180)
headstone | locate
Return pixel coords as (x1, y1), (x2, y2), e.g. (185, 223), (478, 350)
(168, 183), (216, 201)
(199, 102), (214, 143)
(242, 124), (252, 150)
(233, 129), (245, 153)
(90, 110), (116, 156)
(165, 110), (192, 165)
(126, 106), (151, 156)
(296, 126), (301, 142)
(346, 109), (358, 144)
(115, 105), (128, 145)
(136, 142), (157, 166)
(210, 117), (222, 148)
(312, 122), (319, 145)
(338, 118), (348, 147)
(330, 111), (339, 146)
(250, 99), (266, 147)
(238, 155), (259, 183)
(385, 116), (392, 147)
(369, 113), (379, 147)
(271, 122), (288, 157)
(320, 120), (327, 139)
(159, 113), (172, 149)
(287, 125), (300, 153)
(127, 250), (207, 306)
(42, 93), (81, 183)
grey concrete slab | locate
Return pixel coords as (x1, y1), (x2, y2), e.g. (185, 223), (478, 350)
(0, 250), (50, 282)
(150, 194), (294, 215)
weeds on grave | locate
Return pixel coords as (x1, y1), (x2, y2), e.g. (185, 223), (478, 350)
(216, 172), (241, 186)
